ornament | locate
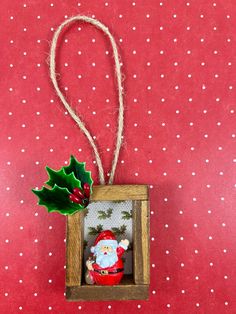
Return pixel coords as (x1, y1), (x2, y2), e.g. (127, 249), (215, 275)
(32, 15), (150, 301)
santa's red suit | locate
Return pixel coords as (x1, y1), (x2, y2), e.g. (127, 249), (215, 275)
(88, 230), (128, 285)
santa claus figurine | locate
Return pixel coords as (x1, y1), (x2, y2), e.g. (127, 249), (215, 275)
(85, 230), (129, 285)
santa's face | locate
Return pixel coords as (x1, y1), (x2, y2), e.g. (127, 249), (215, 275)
(101, 245), (113, 254)
(94, 243), (118, 268)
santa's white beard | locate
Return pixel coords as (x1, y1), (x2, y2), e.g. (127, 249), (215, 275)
(95, 251), (118, 268)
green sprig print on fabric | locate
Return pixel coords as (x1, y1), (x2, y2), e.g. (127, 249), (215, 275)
(97, 208), (113, 219)
(111, 224), (127, 236)
(121, 210), (132, 220)
(88, 224), (104, 236)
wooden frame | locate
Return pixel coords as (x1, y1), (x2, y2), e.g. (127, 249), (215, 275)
(66, 185), (150, 301)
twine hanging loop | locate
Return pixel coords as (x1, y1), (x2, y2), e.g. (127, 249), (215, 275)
(49, 15), (124, 185)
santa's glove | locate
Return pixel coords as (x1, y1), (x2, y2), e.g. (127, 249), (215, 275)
(119, 239), (129, 250)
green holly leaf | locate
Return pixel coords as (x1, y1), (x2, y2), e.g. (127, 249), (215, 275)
(97, 208), (113, 219)
(46, 167), (82, 192)
(32, 155), (93, 216)
(88, 224), (104, 235)
(111, 225), (127, 236)
(32, 184), (83, 215)
(64, 155), (93, 190)
(121, 210), (132, 220)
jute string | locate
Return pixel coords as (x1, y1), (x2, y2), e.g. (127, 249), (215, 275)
(49, 15), (124, 185)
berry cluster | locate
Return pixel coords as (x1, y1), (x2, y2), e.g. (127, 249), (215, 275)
(69, 183), (90, 207)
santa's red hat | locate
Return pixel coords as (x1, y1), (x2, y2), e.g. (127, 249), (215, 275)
(91, 230), (118, 253)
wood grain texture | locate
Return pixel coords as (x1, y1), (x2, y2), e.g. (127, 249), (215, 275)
(66, 284), (149, 301)
(133, 200), (150, 285)
(65, 185), (150, 300)
(66, 212), (84, 286)
(90, 185), (148, 201)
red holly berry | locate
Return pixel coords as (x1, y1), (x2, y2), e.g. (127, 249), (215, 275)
(73, 187), (85, 199)
(83, 183), (90, 198)
(69, 194), (83, 205)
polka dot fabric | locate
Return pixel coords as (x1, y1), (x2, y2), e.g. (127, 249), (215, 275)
(0, 1), (235, 313)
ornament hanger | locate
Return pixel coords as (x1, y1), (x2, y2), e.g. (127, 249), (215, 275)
(49, 15), (124, 185)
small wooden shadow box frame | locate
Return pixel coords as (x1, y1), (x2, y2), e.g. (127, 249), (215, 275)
(65, 184), (150, 301)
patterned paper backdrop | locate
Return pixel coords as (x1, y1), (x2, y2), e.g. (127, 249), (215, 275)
(0, 1), (236, 313)
(83, 201), (133, 275)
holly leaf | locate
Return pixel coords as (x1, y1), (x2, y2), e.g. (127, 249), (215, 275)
(121, 210), (132, 220)
(97, 208), (113, 219)
(111, 225), (127, 236)
(64, 155), (93, 190)
(88, 224), (104, 235)
(32, 156), (93, 216)
(32, 184), (84, 215)
(45, 167), (82, 192)
(97, 210), (107, 220)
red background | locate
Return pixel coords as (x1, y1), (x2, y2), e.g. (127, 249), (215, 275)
(0, 1), (236, 313)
